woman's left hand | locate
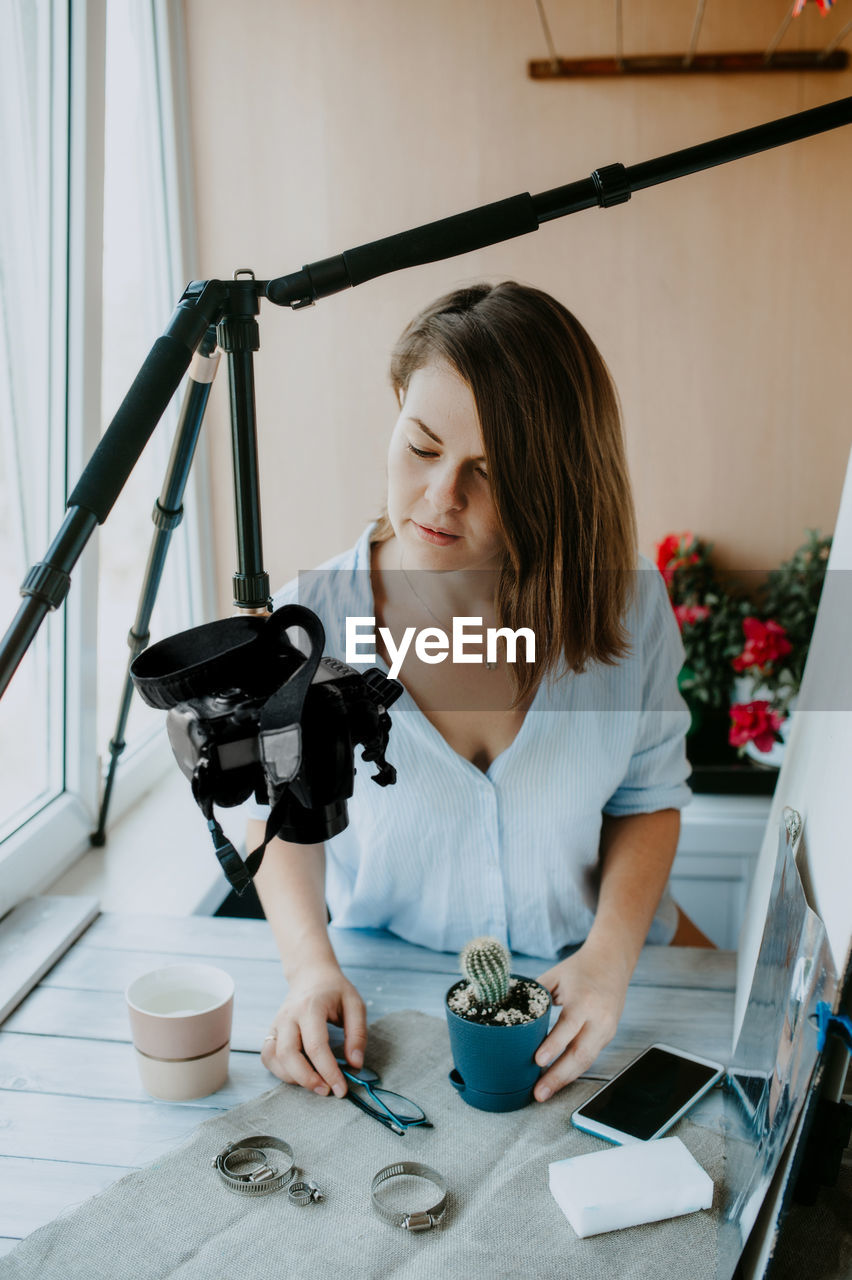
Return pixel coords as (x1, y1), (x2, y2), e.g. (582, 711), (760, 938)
(532, 942), (631, 1101)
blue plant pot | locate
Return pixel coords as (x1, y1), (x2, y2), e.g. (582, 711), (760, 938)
(445, 976), (552, 1112)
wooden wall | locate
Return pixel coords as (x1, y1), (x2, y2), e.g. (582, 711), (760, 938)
(181, 0), (852, 610)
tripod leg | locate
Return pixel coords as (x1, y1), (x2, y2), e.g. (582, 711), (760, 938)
(91, 327), (220, 845)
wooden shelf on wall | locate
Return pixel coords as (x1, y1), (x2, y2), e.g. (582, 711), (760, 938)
(529, 50), (849, 78)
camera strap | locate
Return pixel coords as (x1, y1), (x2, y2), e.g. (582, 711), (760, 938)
(195, 605), (327, 895)
(131, 614), (268, 709)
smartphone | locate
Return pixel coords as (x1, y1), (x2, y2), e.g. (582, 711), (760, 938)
(570, 1043), (724, 1144)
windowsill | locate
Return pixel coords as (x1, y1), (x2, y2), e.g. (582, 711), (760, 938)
(47, 764), (233, 917)
(678, 792), (771, 855)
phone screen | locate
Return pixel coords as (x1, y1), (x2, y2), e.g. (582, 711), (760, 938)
(578, 1047), (719, 1140)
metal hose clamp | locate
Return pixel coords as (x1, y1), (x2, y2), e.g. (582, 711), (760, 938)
(371, 1162), (448, 1231)
(288, 1175), (325, 1206)
(212, 1136), (296, 1196)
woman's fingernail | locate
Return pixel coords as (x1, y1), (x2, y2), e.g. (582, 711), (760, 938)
(350, 1049), (363, 1067)
(332, 1082), (346, 1098)
(537, 1054), (551, 1068)
(537, 1086), (552, 1102)
(313, 1085), (329, 1096)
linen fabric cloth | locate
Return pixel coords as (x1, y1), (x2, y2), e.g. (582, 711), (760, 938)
(246, 523), (691, 955)
(1, 1011), (725, 1280)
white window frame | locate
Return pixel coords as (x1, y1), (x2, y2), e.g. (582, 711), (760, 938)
(0, 0), (212, 912)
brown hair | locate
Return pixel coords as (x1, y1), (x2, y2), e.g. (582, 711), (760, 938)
(374, 281), (638, 703)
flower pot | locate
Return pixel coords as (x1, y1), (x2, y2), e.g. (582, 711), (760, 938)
(444, 976), (552, 1112)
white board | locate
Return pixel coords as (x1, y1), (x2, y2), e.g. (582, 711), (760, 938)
(735, 444), (852, 1042)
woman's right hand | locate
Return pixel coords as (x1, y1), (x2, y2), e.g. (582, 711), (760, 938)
(261, 962), (367, 1097)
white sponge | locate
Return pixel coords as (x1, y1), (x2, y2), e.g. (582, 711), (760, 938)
(548, 1136), (714, 1238)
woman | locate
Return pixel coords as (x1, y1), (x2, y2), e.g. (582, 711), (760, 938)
(248, 280), (700, 1106)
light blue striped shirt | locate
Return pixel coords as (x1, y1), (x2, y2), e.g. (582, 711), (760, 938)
(248, 524), (692, 958)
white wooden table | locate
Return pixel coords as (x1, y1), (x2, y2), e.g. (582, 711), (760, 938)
(0, 897), (737, 1256)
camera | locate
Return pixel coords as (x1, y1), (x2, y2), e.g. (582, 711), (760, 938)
(130, 603), (402, 892)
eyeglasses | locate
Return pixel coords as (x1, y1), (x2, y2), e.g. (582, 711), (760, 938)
(334, 1057), (432, 1136)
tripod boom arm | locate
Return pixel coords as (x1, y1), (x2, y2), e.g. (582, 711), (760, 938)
(266, 94), (852, 308)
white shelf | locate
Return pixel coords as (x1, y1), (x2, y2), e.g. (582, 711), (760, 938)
(673, 792), (772, 948)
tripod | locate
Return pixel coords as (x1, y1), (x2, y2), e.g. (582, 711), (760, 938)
(2, 93), (851, 844)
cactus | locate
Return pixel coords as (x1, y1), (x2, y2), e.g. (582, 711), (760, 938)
(459, 936), (511, 1006)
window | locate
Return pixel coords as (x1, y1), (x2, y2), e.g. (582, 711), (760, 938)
(0, 0), (208, 909)
(0, 0), (67, 850)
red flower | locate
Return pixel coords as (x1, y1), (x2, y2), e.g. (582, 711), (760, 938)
(729, 701), (784, 753)
(793, 0), (834, 16)
(655, 532), (699, 586)
(674, 604), (711, 629)
(731, 617), (792, 674)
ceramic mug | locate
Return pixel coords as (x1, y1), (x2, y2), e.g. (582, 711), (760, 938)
(125, 963), (234, 1101)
